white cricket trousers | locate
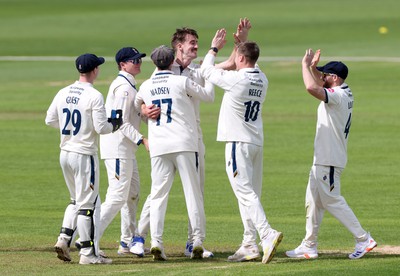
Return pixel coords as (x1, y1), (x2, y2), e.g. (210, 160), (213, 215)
(136, 138), (206, 243)
(99, 158), (140, 244)
(225, 142), (271, 246)
(150, 151), (205, 244)
(304, 165), (368, 246)
(59, 150), (101, 256)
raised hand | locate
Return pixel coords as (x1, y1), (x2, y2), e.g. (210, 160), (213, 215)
(310, 49), (321, 67)
(303, 48), (315, 67)
(211, 28), (227, 51)
(234, 17), (252, 44)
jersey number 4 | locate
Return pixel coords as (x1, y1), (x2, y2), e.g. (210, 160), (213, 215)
(344, 113), (352, 139)
(152, 98), (172, 126)
(62, 108), (81, 135)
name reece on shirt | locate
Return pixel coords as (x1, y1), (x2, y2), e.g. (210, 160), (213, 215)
(248, 88), (262, 97)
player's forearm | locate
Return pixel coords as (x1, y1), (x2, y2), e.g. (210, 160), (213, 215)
(93, 109), (113, 134)
(45, 103), (60, 128)
(118, 123), (143, 145)
(215, 42), (238, 70)
(185, 77), (214, 102)
(302, 64), (325, 101)
(310, 66), (324, 87)
(133, 94), (144, 113)
(45, 114), (59, 129)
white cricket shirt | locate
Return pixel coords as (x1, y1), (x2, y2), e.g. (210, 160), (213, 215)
(135, 71), (213, 158)
(313, 83), (354, 168)
(152, 60), (215, 140)
(100, 71), (143, 159)
(201, 54), (268, 147)
(45, 81), (113, 155)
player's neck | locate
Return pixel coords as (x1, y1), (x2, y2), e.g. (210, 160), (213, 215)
(175, 56), (192, 70)
(79, 74), (95, 84)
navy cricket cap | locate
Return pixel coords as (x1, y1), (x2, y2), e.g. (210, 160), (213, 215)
(317, 61), (348, 80)
(151, 45), (175, 69)
(115, 47), (146, 63)
(75, 53), (105, 73)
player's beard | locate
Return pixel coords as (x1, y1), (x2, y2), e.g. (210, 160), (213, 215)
(187, 48), (198, 61)
(323, 79), (333, 88)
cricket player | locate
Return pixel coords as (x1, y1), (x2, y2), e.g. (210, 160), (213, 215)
(200, 30), (283, 264)
(130, 27), (214, 258)
(285, 49), (377, 259)
(97, 47), (149, 255)
(134, 45), (214, 261)
(130, 18), (252, 258)
(46, 53), (121, 265)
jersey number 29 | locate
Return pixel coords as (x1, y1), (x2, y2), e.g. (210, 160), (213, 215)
(62, 108), (81, 135)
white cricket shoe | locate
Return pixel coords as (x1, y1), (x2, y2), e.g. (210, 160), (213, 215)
(261, 229), (283, 264)
(191, 239), (204, 259)
(203, 248), (214, 258)
(227, 244), (260, 262)
(285, 241), (318, 259)
(349, 234), (377, 259)
(184, 241), (193, 257)
(79, 254), (112, 265)
(98, 250), (108, 258)
(54, 237), (71, 262)
(130, 236), (145, 257)
(150, 240), (167, 261)
(117, 241), (132, 255)
(185, 241), (214, 258)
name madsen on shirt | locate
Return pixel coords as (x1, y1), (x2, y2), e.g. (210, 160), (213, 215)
(150, 87), (170, 96)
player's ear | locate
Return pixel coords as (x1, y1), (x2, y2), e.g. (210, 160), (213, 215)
(177, 43), (184, 52)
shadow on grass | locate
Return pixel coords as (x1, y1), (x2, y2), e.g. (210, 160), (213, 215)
(273, 251), (400, 264)
(2, 247), (398, 265)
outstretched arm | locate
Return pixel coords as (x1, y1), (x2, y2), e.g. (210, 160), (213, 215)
(234, 17), (252, 44)
(309, 49), (324, 87)
(302, 48), (326, 101)
(200, 28), (227, 69)
(216, 17), (252, 70)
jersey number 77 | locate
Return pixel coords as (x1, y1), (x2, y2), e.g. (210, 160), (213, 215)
(152, 98), (172, 125)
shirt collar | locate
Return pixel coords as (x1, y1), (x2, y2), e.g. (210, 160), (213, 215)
(74, 80), (93, 87)
(118, 70), (136, 85)
(171, 60), (197, 72)
(154, 70), (174, 76)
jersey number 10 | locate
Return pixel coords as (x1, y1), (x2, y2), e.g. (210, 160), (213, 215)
(244, 100), (260, 122)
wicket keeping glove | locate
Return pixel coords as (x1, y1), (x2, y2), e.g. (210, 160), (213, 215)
(108, 109), (123, 132)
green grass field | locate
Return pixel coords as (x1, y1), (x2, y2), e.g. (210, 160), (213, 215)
(0, 0), (399, 275)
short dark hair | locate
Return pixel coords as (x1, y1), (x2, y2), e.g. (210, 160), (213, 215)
(237, 41), (259, 64)
(171, 27), (198, 50)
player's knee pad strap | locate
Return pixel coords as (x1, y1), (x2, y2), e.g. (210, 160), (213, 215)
(78, 209), (94, 217)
